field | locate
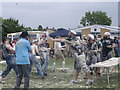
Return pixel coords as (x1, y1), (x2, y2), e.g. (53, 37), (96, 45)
(0, 57), (120, 89)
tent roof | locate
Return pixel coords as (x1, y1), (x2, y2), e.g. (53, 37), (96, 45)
(49, 28), (81, 37)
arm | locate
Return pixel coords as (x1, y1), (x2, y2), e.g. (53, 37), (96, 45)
(26, 41), (32, 53)
(38, 40), (46, 45)
(35, 45), (40, 55)
(6, 44), (15, 52)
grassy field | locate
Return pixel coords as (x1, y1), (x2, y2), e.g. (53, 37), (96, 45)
(0, 57), (120, 88)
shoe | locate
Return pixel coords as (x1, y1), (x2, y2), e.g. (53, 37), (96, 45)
(70, 80), (78, 84)
(44, 73), (48, 76)
(90, 72), (94, 75)
(51, 70), (55, 72)
(83, 77), (88, 80)
(41, 77), (44, 79)
(86, 80), (93, 85)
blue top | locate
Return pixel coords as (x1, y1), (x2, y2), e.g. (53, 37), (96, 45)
(15, 38), (32, 64)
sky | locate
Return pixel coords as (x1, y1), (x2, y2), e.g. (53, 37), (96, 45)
(0, 0), (119, 29)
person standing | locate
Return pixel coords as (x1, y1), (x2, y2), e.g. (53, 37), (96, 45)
(50, 31), (93, 85)
(0, 37), (18, 82)
(67, 32), (93, 85)
(51, 36), (66, 72)
(14, 31), (32, 90)
(30, 40), (44, 79)
(101, 32), (115, 61)
(38, 34), (49, 76)
(101, 32), (115, 73)
(85, 34), (100, 79)
(116, 37), (120, 57)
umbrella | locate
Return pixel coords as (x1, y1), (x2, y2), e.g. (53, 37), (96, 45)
(49, 28), (81, 37)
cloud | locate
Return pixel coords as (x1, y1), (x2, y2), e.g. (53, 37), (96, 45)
(2, 2), (118, 29)
(1, 0), (120, 2)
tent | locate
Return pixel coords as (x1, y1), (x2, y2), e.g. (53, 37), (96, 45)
(49, 28), (81, 38)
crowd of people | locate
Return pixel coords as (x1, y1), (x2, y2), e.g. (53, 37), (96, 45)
(0, 30), (120, 89)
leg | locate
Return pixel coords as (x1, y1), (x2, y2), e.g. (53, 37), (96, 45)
(95, 67), (100, 79)
(52, 61), (56, 72)
(70, 59), (81, 84)
(40, 52), (45, 67)
(29, 54), (34, 73)
(43, 52), (49, 75)
(12, 65), (19, 76)
(61, 53), (66, 70)
(80, 54), (93, 85)
(52, 54), (57, 71)
(32, 55), (44, 77)
(74, 70), (80, 81)
(14, 65), (23, 89)
(1, 64), (12, 78)
(23, 64), (30, 89)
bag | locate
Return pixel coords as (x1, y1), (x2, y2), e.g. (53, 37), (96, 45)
(6, 55), (16, 65)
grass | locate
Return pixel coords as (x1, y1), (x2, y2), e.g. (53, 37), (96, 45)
(0, 57), (120, 88)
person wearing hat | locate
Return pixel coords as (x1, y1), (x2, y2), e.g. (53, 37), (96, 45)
(100, 32), (115, 73)
(51, 30), (93, 85)
(14, 31), (32, 90)
(65, 31), (93, 85)
(85, 34), (101, 79)
(101, 32), (115, 62)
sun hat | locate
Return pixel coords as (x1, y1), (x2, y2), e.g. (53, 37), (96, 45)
(70, 30), (77, 35)
(88, 34), (94, 40)
(104, 32), (111, 36)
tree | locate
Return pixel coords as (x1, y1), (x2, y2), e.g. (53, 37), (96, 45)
(2, 18), (25, 36)
(37, 25), (46, 31)
(80, 11), (112, 26)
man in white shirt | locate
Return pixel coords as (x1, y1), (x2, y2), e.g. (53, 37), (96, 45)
(52, 36), (66, 72)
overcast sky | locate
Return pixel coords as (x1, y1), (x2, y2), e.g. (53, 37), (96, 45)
(1, 1), (118, 29)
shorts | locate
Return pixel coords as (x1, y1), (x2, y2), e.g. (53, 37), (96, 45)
(55, 50), (65, 61)
(74, 53), (90, 73)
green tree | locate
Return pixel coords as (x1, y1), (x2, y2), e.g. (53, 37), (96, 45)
(80, 11), (112, 26)
(37, 25), (46, 31)
(2, 18), (25, 36)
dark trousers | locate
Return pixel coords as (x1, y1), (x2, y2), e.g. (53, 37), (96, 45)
(14, 64), (30, 90)
(1, 64), (18, 78)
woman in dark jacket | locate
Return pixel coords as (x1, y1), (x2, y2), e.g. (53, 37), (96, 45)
(0, 37), (18, 82)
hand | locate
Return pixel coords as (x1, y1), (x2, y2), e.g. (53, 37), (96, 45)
(107, 45), (112, 48)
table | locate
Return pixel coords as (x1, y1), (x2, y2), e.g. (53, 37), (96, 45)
(90, 57), (120, 87)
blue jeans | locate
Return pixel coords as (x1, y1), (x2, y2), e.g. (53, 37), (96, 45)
(116, 47), (120, 57)
(29, 54), (43, 77)
(1, 55), (18, 78)
(1, 64), (18, 78)
(40, 51), (49, 75)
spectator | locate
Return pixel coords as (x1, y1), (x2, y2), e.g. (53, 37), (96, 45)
(101, 32), (115, 61)
(30, 40), (44, 79)
(38, 34), (49, 76)
(14, 31), (32, 90)
(115, 37), (120, 57)
(0, 37), (18, 82)
(51, 36), (66, 72)
(101, 32), (115, 73)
